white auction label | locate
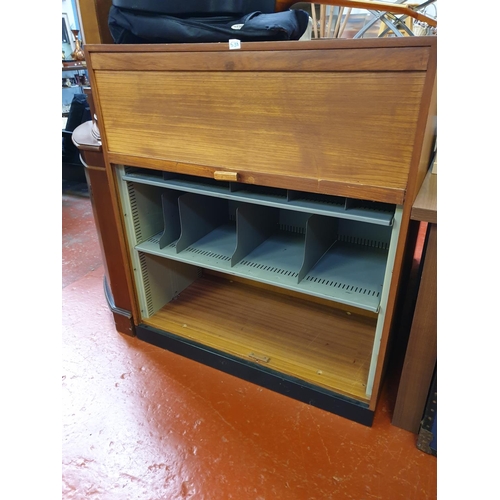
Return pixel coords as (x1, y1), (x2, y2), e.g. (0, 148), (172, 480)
(229, 39), (241, 50)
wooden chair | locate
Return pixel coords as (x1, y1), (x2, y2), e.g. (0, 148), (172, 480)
(306, 0), (437, 39)
(277, 1), (436, 26)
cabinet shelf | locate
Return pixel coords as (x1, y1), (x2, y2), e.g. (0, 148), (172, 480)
(123, 168), (395, 226)
(137, 235), (386, 312)
(143, 272), (375, 403)
(124, 172), (393, 312)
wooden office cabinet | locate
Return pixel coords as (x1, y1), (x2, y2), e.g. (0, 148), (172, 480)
(85, 37), (436, 425)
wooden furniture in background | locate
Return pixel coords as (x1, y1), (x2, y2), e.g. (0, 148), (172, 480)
(277, 0), (437, 26)
(392, 168), (437, 433)
(77, 0), (114, 44)
(72, 119), (135, 336)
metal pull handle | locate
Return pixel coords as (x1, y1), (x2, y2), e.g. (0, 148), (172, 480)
(214, 171), (238, 182)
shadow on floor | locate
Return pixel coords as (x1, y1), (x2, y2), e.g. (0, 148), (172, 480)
(62, 178), (89, 198)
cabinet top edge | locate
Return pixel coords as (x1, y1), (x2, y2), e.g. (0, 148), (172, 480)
(85, 36), (437, 54)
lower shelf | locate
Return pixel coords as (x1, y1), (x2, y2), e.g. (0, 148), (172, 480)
(137, 320), (374, 426)
(142, 273), (376, 409)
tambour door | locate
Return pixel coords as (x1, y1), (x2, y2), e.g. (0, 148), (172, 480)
(87, 38), (436, 205)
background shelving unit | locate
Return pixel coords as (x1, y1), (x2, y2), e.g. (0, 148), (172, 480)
(62, 64), (89, 114)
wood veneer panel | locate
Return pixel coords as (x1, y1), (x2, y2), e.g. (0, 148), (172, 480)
(95, 70), (425, 194)
(144, 274), (376, 402)
(90, 47), (429, 72)
(85, 36), (436, 53)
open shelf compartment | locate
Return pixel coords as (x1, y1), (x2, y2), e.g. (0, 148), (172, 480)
(116, 166), (402, 408)
(138, 261), (376, 404)
(124, 175), (392, 312)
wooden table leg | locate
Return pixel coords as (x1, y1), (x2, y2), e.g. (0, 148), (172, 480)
(392, 223), (437, 433)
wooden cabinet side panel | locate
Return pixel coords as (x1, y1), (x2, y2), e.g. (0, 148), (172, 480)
(366, 51), (436, 407)
(84, 165), (134, 312)
(94, 70), (425, 194)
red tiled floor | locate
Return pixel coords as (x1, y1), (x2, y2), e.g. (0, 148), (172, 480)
(62, 188), (437, 499)
(62, 190), (103, 288)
